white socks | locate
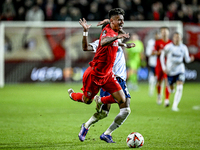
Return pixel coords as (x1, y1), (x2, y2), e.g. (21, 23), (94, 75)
(104, 107), (131, 135)
(149, 74), (156, 96)
(172, 84), (183, 109)
(84, 110), (109, 129)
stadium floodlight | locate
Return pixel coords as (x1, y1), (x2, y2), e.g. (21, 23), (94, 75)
(0, 21), (183, 88)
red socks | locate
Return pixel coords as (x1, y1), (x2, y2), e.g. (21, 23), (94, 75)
(165, 87), (170, 100)
(157, 85), (161, 94)
(71, 93), (84, 102)
(101, 95), (117, 104)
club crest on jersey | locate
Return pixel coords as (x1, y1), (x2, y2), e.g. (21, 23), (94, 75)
(87, 91), (92, 96)
(102, 30), (107, 37)
(113, 41), (118, 47)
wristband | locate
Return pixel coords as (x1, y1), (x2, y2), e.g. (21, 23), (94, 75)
(124, 44), (127, 48)
(83, 32), (88, 36)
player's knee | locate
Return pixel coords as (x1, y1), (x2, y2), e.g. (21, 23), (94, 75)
(84, 97), (92, 104)
(114, 107), (131, 125)
(94, 110), (109, 120)
(177, 84), (183, 91)
(123, 107), (131, 115)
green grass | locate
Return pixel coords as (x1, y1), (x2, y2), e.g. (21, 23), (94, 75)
(0, 83), (200, 150)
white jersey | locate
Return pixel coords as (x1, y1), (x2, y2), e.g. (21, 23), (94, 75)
(89, 39), (127, 81)
(160, 42), (192, 76)
(146, 39), (157, 67)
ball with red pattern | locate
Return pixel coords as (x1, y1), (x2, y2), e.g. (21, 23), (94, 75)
(126, 132), (144, 148)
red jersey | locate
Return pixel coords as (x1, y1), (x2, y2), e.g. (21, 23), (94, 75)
(154, 39), (172, 70)
(89, 24), (118, 78)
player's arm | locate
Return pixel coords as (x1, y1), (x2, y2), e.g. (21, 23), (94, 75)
(101, 33), (130, 47)
(152, 41), (161, 56)
(184, 46), (195, 63)
(79, 18), (94, 51)
(160, 46), (169, 74)
(146, 40), (154, 57)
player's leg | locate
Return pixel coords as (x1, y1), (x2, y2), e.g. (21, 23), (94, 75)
(164, 73), (170, 107)
(127, 62), (138, 91)
(148, 66), (156, 96)
(68, 67), (99, 104)
(172, 74), (185, 111)
(100, 97), (131, 143)
(99, 77), (131, 143)
(79, 103), (111, 141)
(156, 78), (162, 104)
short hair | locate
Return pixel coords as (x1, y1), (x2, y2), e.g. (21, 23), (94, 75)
(108, 8), (125, 19)
(173, 31), (181, 37)
(159, 26), (170, 31)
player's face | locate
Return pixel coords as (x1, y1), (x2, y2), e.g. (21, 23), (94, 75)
(160, 28), (169, 39)
(110, 15), (124, 31)
(173, 33), (181, 45)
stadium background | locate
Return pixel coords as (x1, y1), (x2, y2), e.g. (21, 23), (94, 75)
(1, 0), (200, 84)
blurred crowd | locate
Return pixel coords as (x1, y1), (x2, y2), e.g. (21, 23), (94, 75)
(1, 0), (200, 23)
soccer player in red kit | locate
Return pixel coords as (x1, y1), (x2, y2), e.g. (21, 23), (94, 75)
(68, 8), (131, 142)
(152, 26), (172, 106)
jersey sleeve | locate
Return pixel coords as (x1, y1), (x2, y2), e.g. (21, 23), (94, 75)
(146, 39), (155, 57)
(183, 45), (192, 63)
(160, 43), (170, 71)
(89, 39), (99, 53)
(163, 43), (171, 54)
(100, 27), (116, 41)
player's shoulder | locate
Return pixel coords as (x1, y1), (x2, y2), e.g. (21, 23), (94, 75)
(180, 43), (188, 50)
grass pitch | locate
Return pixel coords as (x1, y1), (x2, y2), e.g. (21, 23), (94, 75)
(0, 83), (200, 150)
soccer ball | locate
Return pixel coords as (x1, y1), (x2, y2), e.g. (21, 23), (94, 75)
(126, 132), (144, 148)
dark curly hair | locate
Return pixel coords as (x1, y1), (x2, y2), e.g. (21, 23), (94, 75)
(108, 8), (125, 19)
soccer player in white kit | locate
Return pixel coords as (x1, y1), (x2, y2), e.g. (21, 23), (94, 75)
(146, 31), (159, 96)
(76, 18), (135, 143)
(160, 32), (194, 111)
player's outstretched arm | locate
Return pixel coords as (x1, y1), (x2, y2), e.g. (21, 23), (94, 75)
(101, 33), (130, 47)
(79, 18), (93, 51)
(97, 19), (110, 26)
(160, 50), (167, 74)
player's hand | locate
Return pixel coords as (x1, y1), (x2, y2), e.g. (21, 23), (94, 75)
(126, 43), (135, 48)
(79, 18), (92, 32)
(97, 19), (110, 26)
(163, 69), (168, 74)
(190, 55), (195, 62)
(157, 50), (162, 55)
(118, 33), (130, 39)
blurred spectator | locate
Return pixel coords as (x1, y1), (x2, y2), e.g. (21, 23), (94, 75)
(165, 2), (178, 20)
(55, 6), (72, 21)
(117, 0), (132, 20)
(1, 0), (16, 21)
(15, 6), (25, 20)
(87, 1), (100, 21)
(1, 0), (200, 23)
(68, 7), (81, 21)
(24, 0), (34, 12)
(73, 0), (90, 19)
(195, 12), (200, 23)
(25, 4), (44, 21)
(55, 0), (66, 14)
(148, 1), (164, 21)
(44, 0), (56, 21)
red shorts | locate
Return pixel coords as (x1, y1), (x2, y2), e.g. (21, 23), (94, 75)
(81, 66), (122, 99)
(155, 66), (167, 81)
